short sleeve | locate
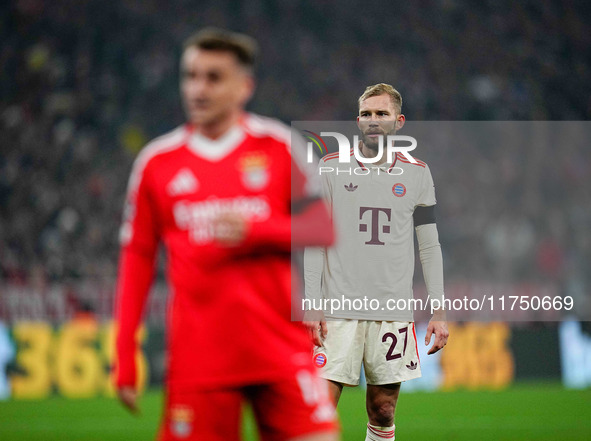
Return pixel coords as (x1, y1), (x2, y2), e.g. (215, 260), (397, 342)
(416, 164), (437, 207)
(290, 129), (323, 204)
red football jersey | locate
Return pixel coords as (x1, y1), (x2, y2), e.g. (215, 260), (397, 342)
(115, 113), (331, 392)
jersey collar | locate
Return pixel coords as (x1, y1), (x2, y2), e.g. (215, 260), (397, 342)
(186, 124), (245, 161)
(356, 150), (398, 171)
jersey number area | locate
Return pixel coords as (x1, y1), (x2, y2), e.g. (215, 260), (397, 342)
(382, 326), (409, 361)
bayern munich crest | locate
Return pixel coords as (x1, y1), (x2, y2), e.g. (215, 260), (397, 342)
(314, 353), (327, 368)
(392, 183), (406, 197)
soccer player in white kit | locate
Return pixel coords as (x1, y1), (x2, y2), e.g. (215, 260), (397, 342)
(304, 84), (449, 440)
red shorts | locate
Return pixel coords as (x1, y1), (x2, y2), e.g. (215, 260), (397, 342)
(158, 367), (338, 441)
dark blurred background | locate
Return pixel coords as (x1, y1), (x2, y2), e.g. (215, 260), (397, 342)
(1, 0), (590, 322)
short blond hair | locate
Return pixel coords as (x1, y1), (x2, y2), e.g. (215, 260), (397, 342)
(358, 83), (402, 114)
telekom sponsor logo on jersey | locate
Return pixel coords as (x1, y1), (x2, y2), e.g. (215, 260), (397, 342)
(359, 207), (391, 245)
(304, 131), (418, 172)
(173, 196), (271, 244)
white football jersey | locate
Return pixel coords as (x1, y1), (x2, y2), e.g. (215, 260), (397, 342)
(305, 150), (436, 321)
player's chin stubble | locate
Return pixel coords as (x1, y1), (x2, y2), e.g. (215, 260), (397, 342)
(361, 133), (383, 152)
(361, 128), (397, 152)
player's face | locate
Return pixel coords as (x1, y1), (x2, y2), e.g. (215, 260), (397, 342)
(180, 47), (254, 128)
(357, 94), (405, 151)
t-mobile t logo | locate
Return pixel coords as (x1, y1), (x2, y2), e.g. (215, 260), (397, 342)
(359, 207), (391, 245)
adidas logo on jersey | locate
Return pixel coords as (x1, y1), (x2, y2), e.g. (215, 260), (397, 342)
(406, 360), (417, 370)
(344, 183), (358, 192)
(168, 168), (199, 196)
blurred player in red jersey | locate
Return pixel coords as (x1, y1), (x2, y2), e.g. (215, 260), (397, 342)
(114, 28), (338, 441)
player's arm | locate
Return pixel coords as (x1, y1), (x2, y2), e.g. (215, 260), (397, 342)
(213, 133), (333, 250)
(212, 196), (332, 250)
(414, 165), (448, 355)
(302, 161), (333, 346)
(414, 210), (448, 354)
(114, 161), (160, 413)
(303, 246), (327, 346)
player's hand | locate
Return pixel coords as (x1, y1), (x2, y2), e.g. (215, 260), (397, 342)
(303, 310), (327, 347)
(425, 316), (449, 355)
(117, 386), (139, 414)
(212, 212), (248, 246)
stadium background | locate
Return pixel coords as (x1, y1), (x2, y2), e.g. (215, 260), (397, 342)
(0, 0), (590, 440)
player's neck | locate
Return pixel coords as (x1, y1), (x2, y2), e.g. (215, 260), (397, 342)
(191, 110), (243, 140)
(360, 142), (387, 165)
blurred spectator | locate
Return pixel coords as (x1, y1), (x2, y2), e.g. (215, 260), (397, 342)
(0, 0), (590, 318)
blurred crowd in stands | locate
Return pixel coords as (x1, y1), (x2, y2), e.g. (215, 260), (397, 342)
(1, 0), (590, 317)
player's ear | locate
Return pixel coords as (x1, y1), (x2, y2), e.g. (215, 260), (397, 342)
(239, 73), (256, 106)
(356, 116), (361, 129)
(395, 114), (405, 131)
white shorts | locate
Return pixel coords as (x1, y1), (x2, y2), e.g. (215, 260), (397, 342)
(312, 320), (421, 386)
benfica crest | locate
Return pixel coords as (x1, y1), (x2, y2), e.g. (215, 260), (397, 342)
(170, 405), (194, 438)
(239, 152), (270, 190)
